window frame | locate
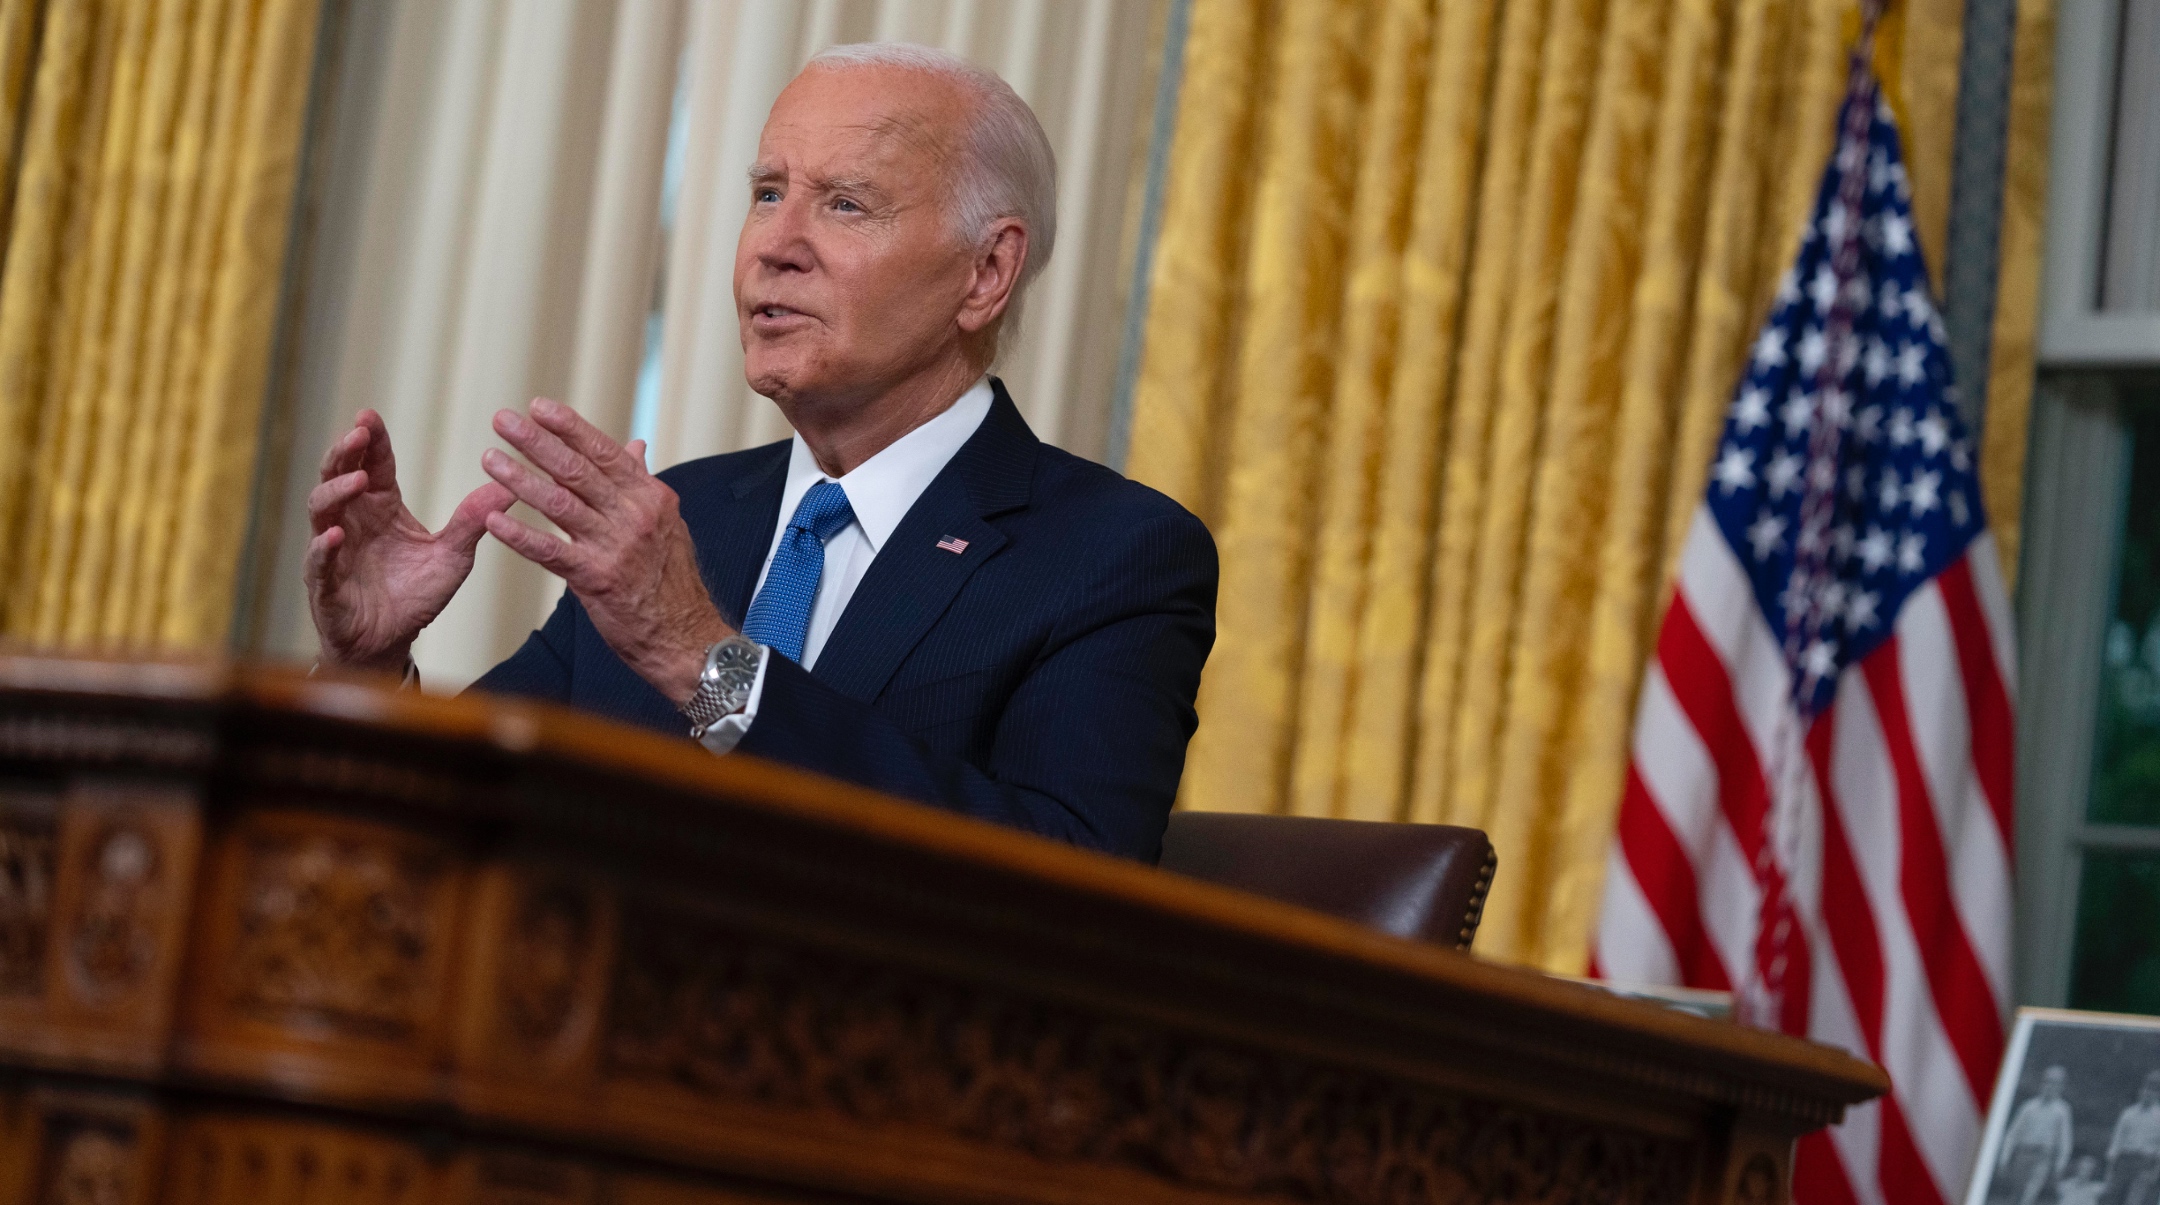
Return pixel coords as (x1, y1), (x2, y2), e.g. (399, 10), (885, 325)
(2040, 0), (2160, 363)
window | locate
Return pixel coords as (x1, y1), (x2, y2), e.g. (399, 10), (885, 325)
(2018, 0), (2160, 1010)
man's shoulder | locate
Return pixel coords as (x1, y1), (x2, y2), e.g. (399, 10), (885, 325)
(654, 440), (790, 496)
(1026, 443), (1211, 545)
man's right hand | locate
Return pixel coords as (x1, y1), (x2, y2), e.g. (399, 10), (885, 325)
(304, 410), (514, 672)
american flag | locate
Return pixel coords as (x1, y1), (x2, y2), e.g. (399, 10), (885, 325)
(1592, 27), (2016, 1205)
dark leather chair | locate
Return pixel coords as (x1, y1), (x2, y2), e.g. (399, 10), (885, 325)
(1158, 813), (1497, 949)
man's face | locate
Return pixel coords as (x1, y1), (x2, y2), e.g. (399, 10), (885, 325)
(735, 66), (981, 412)
(2044, 1067), (2066, 1099)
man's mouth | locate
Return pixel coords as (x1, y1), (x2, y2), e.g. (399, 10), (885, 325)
(753, 305), (805, 320)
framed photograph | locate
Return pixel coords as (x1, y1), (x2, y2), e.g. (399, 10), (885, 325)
(1966, 1007), (2160, 1205)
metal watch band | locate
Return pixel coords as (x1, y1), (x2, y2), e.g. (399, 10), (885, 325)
(682, 635), (762, 738)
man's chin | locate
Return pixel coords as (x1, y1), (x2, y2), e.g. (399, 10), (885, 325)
(743, 352), (811, 402)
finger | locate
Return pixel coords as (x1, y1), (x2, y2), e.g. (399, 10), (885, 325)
(308, 470), (369, 533)
(318, 422), (370, 481)
(494, 408), (619, 507)
(480, 448), (599, 535)
(626, 439), (648, 472)
(439, 481), (515, 550)
(354, 409), (400, 489)
(306, 470), (369, 526)
(528, 397), (638, 484)
(486, 510), (578, 576)
(303, 526), (344, 586)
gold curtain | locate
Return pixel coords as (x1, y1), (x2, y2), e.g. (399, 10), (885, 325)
(1127, 0), (2051, 970)
(0, 0), (321, 652)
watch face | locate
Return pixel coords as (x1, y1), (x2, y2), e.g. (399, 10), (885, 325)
(714, 641), (760, 674)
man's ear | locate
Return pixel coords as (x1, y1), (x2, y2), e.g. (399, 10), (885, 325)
(956, 218), (1027, 335)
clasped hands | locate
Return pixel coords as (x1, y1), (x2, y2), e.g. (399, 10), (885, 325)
(305, 399), (731, 704)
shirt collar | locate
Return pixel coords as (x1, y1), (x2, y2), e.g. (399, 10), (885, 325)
(778, 376), (994, 553)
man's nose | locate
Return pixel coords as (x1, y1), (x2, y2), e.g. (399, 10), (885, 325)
(750, 198), (815, 273)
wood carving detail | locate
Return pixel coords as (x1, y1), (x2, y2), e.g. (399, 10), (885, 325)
(68, 823), (160, 1001)
(499, 880), (594, 1052)
(40, 1124), (135, 1205)
(0, 805), (54, 996)
(163, 1118), (429, 1204)
(605, 911), (1698, 1205)
(229, 833), (440, 1040)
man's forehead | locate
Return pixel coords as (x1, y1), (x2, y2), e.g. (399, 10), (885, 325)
(757, 66), (968, 172)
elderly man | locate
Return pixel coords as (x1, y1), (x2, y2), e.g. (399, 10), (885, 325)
(2107, 1071), (2160, 1205)
(301, 45), (1216, 861)
(1996, 1065), (2075, 1205)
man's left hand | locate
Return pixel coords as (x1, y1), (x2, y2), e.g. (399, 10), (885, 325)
(481, 398), (731, 706)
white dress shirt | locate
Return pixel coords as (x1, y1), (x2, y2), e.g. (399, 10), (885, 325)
(698, 377), (993, 753)
(2111, 1100), (2160, 1159)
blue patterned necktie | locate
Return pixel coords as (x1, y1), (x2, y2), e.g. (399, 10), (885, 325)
(741, 480), (856, 664)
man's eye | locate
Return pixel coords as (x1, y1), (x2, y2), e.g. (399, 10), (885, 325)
(755, 188), (780, 203)
(833, 197), (860, 213)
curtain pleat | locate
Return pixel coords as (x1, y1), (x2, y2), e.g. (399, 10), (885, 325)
(1286, 0), (1431, 820)
(1334, 0), (1499, 824)
(0, 0), (321, 652)
(1128, 0), (2043, 969)
(1981, 0), (2054, 587)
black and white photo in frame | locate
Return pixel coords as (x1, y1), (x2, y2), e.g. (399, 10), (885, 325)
(1967, 1008), (2160, 1205)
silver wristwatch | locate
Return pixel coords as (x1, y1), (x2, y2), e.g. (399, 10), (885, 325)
(681, 635), (763, 738)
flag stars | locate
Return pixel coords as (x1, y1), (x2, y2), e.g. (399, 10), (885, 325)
(1898, 532), (1927, 575)
(1907, 469), (1942, 516)
(1753, 327), (1788, 370)
(1889, 407), (1917, 446)
(1796, 517), (1829, 556)
(1858, 526), (1894, 573)
(1821, 387), (1853, 429)
(1846, 588), (1881, 630)
(1766, 452), (1803, 498)
(1798, 328), (1828, 374)
(1869, 148), (1894, 193)
(1747, 512), (1788, 560)
(1896, 343), (1928, 386)
(1846, 465), (1869, 500)
(1734, 387), (1772, 432)
(1782, 393), (1817, 438)
(1881, 212), (1913, 256)
(1902, 287), (1934, 329)
(1810, 266), (1840, 312)
(1864, 340), (1891, 385)
(1802, 639), (1840, 684)
(1949, 490), (1970, 528)
(1776, 267), (1801, 305)
(1879, 468), (1903, 513)
(1713, 445), (1757, 494)
(1916, 408), (1950, 455)
(1856, 405), (1884, 443)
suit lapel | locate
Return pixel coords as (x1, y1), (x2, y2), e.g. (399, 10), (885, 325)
(812, 382), (1037, 702)
(689, 443), (789, 625)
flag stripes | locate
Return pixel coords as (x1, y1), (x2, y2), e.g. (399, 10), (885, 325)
(1594, 37), (2012, 1204)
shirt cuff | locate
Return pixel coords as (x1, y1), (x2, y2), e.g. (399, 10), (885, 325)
(694, 642), (770, 755)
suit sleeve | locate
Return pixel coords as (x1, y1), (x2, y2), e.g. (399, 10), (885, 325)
(469, 590), (578, 702)
(732, 509), (1216, 862)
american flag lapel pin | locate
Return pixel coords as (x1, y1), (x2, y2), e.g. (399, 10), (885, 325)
(936, 535), (969, 554)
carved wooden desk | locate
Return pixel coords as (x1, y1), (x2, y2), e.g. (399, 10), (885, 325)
(0, 657), (1884, 1205)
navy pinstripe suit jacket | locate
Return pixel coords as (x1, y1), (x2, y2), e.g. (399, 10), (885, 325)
(470, 381), (1218, 862)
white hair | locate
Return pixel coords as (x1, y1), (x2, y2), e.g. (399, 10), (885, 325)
(804, 42), (1057, 349)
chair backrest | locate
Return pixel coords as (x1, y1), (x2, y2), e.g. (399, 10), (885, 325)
(1158, 813), (1497, 949)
